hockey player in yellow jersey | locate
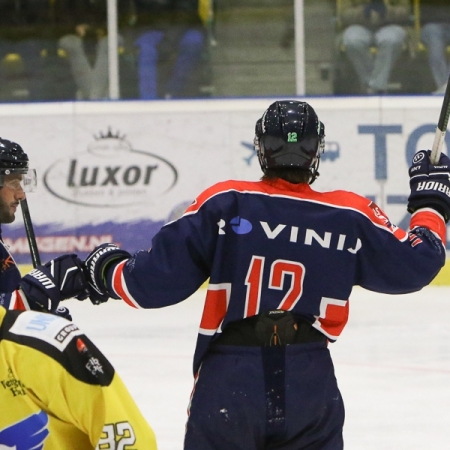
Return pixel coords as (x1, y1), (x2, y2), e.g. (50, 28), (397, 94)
(0, 306), (157, 449)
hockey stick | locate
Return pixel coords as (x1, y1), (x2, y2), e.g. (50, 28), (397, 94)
(21, 199), (72, 319)
(20, 198), (41, 268)
(430, 73), (450, 164)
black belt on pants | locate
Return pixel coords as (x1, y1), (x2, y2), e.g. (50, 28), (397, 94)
(213, 310), (327, 347)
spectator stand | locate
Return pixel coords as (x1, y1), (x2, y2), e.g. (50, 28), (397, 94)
(0, 0), (75, 102)
(332, 0), (434, 95)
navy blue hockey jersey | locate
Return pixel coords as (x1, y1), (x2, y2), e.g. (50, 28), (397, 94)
(104, 179), (446, 373)
(0, 226), (25, 310)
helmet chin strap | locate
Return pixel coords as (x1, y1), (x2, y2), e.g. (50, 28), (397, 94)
(308, 157), (321, 184)
(309, 171), (319, 184)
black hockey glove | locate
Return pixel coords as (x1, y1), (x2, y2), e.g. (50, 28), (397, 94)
(19, 254), (89, 314)
(407, 150), (450, 222)
(84, 243), (131, 304)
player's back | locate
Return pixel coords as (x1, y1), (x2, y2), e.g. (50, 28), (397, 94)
(188, 179), (404, 332)
(112, 177), (444, 372)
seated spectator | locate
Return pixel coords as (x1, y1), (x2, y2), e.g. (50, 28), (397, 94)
(58, 24), (123, 100)
(0, 306), (157, 449)
(58, 2), (124, 100)
(420, 0), (450, 94)
(125, 0), (207, 99)
(0, 0), (109, 102)
(339, 0), (412, 94)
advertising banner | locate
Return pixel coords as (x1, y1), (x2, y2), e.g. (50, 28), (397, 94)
(0, 97), (448, 283)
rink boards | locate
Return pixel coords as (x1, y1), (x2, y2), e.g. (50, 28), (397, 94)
(2, 96), (450, 284)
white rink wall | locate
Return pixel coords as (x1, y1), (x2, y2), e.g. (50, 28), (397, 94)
(1, 96), (449, 282)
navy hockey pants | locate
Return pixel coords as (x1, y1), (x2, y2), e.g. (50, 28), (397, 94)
(184, 342), (344, 450)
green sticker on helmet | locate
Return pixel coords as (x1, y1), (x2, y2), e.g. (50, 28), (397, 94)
(287, 132), (298, 142)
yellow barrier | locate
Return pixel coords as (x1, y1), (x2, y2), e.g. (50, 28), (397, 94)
(430, 260), (450, 285)
(19, 265), (34, 276)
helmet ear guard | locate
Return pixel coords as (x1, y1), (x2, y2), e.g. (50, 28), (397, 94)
(255, 117), (264, 137)
(310, 120), (326, 183)
(254, 118), (264, 168)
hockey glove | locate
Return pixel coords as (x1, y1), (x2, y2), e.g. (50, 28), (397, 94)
(19, 254), (89, 313)
(407, 150), (450, 222)
(55, 306), (72, 320)
(84, 243), (131, 304)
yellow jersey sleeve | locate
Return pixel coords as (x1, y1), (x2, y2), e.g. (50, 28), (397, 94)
(0, 307), (157, 449)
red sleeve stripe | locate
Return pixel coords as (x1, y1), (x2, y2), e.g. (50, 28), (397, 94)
(111, 260), (141, 309)
(391, 226), (408, 242)
(9, 290), (29, 310)
(410, 208), (446, 244)
(312, 297), (349, 340)
(199, 283), (231, 336)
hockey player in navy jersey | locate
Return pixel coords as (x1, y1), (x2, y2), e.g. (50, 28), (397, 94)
(0, 137), (89, 316)
(80, 100), (449, 449)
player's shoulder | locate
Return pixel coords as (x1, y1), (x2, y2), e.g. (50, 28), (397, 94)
(185, 180), (261, 213)
(0, 238), (20, 279)
(318, 189), (374, 211)
(319, 188), (384, 217)
(0, 308), (82, 350)
(320, 189), (404, 233)
(0, 308), (115, 386)
(202, 179), (260, 196)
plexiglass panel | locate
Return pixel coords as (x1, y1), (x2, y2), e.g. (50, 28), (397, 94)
(0, 0), (445, 102)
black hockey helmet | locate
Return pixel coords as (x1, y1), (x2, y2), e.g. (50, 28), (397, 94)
(254, 100), (325, 183)
(0, 137), (30, 188)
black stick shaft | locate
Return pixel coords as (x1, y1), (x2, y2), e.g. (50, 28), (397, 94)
(21, 198), (41, 268)
(430, 73), (450, 164)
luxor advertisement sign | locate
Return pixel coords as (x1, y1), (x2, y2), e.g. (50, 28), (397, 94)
(44, 130), (178, 207)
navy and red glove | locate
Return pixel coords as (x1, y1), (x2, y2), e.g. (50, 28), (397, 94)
(19, 254), (89, 314)
(83, 243), (131, 304)
(407, 150), (450, 222)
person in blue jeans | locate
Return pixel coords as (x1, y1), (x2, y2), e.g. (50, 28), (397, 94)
(420, 0), (450, 94)
(339, 0), (412, 94)
(128, 0), (205, 99)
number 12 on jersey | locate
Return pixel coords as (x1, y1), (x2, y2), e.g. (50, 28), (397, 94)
(244, 256), (305, 316)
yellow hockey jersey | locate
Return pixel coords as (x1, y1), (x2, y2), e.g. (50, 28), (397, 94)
(0, 306), (157, 449)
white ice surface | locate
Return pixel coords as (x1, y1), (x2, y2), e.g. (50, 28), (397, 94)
(64, 286), (450, 450)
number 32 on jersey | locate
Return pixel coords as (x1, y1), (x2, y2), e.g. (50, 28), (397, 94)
(96, 422), (135, 450)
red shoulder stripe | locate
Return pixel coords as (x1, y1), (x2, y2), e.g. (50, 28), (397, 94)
(184, 179), (407, 239)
